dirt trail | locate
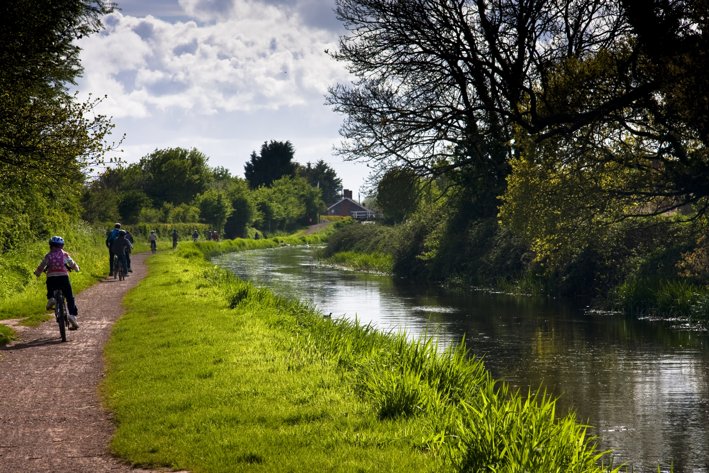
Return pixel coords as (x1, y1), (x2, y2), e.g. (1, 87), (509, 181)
(0, 252), (168, 473)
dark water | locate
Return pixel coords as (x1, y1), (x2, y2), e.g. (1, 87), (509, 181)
(213, 245), (709, 472)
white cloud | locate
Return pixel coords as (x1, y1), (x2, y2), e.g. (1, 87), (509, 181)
(77, 3), (348, 118)
(75, 0), (369, 193)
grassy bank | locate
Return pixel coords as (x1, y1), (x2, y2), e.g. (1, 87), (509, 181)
(104, 238), (621, 472)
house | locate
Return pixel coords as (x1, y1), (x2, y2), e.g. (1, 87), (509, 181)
(326, 189), (376, 220)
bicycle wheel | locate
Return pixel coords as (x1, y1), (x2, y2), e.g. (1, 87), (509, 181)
(113, 255), (118, 279)
(54, 290), (67, 342)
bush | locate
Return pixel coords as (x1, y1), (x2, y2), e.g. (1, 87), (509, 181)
(323, 222), (400, 257)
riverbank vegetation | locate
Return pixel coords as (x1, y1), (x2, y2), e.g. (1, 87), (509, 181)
(104, 241), (622, 472)
(324, 200), (709, 323)
(323, 1), (709, 324)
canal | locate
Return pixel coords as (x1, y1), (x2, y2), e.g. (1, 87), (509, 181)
(213, 245), (709, 472)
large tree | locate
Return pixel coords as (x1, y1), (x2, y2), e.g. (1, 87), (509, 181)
(327, 0), (709, 217)
(0, 0), (117, 249)
(138, 147), (213, 206)
(244, 140), (297, 189)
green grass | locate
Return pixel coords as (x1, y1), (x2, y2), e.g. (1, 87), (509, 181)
(105, 252), (444, 473)
(104, 241), (622, 472)
(323, 251), (394, 274)
(613, 277), (709, 321)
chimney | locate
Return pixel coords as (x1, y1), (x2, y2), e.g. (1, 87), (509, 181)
(343, 189), (353, 200)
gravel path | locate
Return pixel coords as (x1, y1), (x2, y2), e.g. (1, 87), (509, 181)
(0, 252), (172, 473)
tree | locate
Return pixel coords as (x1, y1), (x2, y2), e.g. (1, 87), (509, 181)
(327, 0), (708, 217)
(118, 190), (151, 225)
(197, 189), (233, 233)
(297, 160), (343, 205)
(244, 140), (297, 188)
(0, 0), (117, 249)
(224, 178), (255, 239)
(138, 148), (213, 206)
(376, 168), (420, 224)
(251, 177), (323, 232)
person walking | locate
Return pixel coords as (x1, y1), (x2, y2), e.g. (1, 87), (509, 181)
(124, 229), (134, 272)
(105, 223), (121, 276)
(149, 230), (158, 253)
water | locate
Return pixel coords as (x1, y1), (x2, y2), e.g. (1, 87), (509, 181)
(213, 245), (709, 472)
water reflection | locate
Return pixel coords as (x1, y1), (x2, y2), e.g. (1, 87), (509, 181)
(213, 246), (709, 472)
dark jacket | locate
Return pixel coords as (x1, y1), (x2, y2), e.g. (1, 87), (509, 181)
(110, 235), (133, 255)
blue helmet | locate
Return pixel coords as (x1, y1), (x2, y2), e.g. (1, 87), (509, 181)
(49, 236), (65, 246)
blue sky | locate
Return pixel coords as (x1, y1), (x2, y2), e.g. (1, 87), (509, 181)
(76, 0), (370, 196)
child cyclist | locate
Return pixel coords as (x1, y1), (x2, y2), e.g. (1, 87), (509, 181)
(34, 236), (80, 330)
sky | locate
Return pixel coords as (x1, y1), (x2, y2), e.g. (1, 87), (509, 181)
(75, 0), (371, 197)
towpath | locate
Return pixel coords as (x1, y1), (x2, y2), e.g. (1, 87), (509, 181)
(0, 252), (176, 473)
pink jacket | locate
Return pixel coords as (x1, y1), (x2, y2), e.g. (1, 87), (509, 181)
(34, 248), (80, 278)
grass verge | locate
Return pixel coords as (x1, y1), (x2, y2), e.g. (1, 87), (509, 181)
(104, 239), (622, 472)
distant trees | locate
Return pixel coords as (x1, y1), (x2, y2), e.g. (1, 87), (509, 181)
(138, 148), (213, 206)
(244, 140), (297, 189)
(375, 168), (419, 224)
(298, 160), (342, 205)
(252, 177), (324, 233)
(197, 189), (233, 234)
(82, 143), (333, 237)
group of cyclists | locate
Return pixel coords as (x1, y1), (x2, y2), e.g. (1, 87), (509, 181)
(35, 224), (186, 331)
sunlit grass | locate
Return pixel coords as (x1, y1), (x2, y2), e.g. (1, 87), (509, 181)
(106, 252), (443, 472)
(104, 245), (622, 472)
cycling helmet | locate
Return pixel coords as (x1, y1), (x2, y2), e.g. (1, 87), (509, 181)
(118, 229), (127, 235)
(114, 223), (122, 228)
(49, 236), (65, 246)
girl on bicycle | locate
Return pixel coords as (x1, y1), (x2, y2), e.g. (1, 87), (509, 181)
(34, 236), (80, 330)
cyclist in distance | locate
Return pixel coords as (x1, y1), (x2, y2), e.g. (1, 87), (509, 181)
(149, 230), (157, 253)
(34, 236), (80, 330)
(106, 222), (122, 276)
(110, 229), (133, 277)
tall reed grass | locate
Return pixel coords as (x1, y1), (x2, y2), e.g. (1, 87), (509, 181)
(614, 277), (709, 321)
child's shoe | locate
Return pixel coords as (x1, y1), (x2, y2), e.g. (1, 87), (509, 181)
(68, 315), (79, 330)
(46, 298), (56, 310)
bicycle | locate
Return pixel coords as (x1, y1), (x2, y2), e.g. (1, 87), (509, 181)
(113, 253), (127, 281)
(53, 288), (69, 342)
(150, 239), (157, 254)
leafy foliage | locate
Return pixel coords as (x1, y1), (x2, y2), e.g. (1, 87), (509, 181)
(0, 0), (118, 251)
(375, 168), (420, 224)
(244, 140), (297, 189)
(137, 148), (213, 206)
(252, 177), (324, 234)
(297, 160), (343, 205)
